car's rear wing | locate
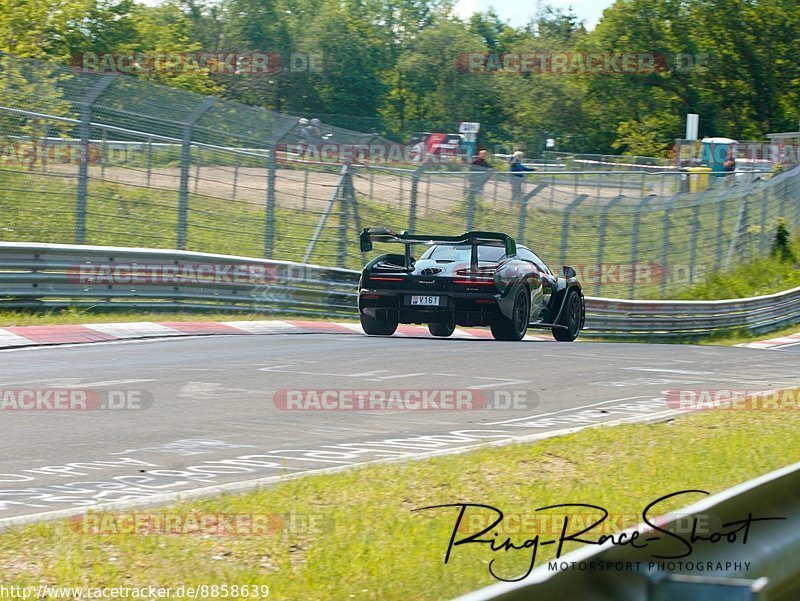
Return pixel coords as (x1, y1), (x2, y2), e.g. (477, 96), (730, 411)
(360, 227), (516, 254)
(360, 227), (517, 269)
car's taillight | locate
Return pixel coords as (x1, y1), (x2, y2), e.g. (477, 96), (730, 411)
(453, 268), (496, 285)
(369, 275), (405, 282)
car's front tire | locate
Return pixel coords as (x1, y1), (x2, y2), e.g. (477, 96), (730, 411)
(360, 312), (398, 336)
(552, 288), (582, 342)
(491, 287), (529, 341)
(428, 323), (455, 337)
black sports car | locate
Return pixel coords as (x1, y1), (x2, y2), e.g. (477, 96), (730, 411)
(357, 228), (585, 341)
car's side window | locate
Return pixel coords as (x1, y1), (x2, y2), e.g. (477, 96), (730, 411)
(517, 248), (543, 272)
(531, 253), (552, 275)
(517, 248), (534, 264)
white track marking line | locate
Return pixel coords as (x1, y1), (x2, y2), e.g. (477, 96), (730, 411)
(0, 335), (217, 353)
(623, 368), (715, 375)
(83, 322), (184, 337)
(484, 395), (648, 425)
(0, 403), (690, 530)
(221, 320), (299, 334)
(370, 372), (427, 380)
(257, 367), (390, 378)
(467, 378), (532, 390)
(0, 330), (36, 347)
(333, 322), (365, 334)
(61, 379), (157, 388)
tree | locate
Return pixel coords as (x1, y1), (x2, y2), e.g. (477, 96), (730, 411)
(613, 117), (673, 156)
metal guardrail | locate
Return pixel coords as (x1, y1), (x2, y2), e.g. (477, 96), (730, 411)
(584, 289), (800, 339)
(1, 242), (799, 340)
(0, 242), (358, 318)
(453, 459), (800, 601)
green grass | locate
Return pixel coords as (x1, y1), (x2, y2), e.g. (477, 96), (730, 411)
(671, 238), (800, 300)
(2, 403), (800, 600)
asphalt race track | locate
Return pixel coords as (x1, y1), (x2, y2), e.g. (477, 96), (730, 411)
(1, 333), (798, 524)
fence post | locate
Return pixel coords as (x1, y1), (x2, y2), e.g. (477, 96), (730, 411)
(265, 147), (277, 258)
(778, 172), (789, 223)
(466, 169), (492, 230)
(759, 184), (768, 255)
(791, 170), (800, 230)
(303, 162), (351, 264)
(75, 74), (116, 244)
(688, 197), (704, 285)
(232, 153), (240, 199)
(194, 148), (202, 193)
(660, 194), (682, 297)
(100, 128), (107, 180)
(595, 195), (625, 297)
(146, 136), (153, 188)
(409, 161), (430, 234)
(425, 173), (431, 214)
(337, 173), (350, 268)
(559, 194), (589, 272)
(714, 188), (730, 270)
(517, 183), (547, 244)
(345, 169), (366, 265)
(302, 169), (309, 212)
(629, 195), (658, 299)
(725, 192), (748, 268)
(178, 97), (215, 250)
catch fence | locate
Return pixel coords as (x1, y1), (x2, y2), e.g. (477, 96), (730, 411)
(1, 54), (798, 299)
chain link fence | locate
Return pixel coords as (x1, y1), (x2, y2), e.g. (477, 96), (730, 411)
(1, 53), (798, 299)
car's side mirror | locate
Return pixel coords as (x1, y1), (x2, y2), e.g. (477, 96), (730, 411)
(563, 265), (577, 279)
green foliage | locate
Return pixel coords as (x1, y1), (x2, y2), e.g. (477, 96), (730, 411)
(772, 218), (797, 263)
(613, 117), (673, 157)
(1, 0), (799, 153)
(675, 231), (800, 300)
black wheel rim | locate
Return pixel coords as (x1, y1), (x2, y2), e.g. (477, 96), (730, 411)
(568, 294), (580, 331)
(514, 292), (527, 334)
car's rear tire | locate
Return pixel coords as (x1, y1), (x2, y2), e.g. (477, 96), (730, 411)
(553, 289), (582, 342)
(428, 323), (455, 337)
(360, 312), (398, 336)
(491, 287), (529, 341)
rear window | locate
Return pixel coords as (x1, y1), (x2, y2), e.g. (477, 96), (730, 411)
(421, 245), (506, 262)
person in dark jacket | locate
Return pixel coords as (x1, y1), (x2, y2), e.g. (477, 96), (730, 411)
(471, 149), (492, 169)
(510, 151), (536, 203)
(468, 149), (493, 195)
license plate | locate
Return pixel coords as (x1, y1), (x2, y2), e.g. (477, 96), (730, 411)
(410, 295), (440, 306)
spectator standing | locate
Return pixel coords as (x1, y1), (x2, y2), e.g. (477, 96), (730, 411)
(468, 149), (493, 199)
(471, 148), (491, 169)
(510, 150), (536, 204)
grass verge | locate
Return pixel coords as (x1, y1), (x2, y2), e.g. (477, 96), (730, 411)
(2, 402), (800, 600)
(671, 235), (800, 300)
